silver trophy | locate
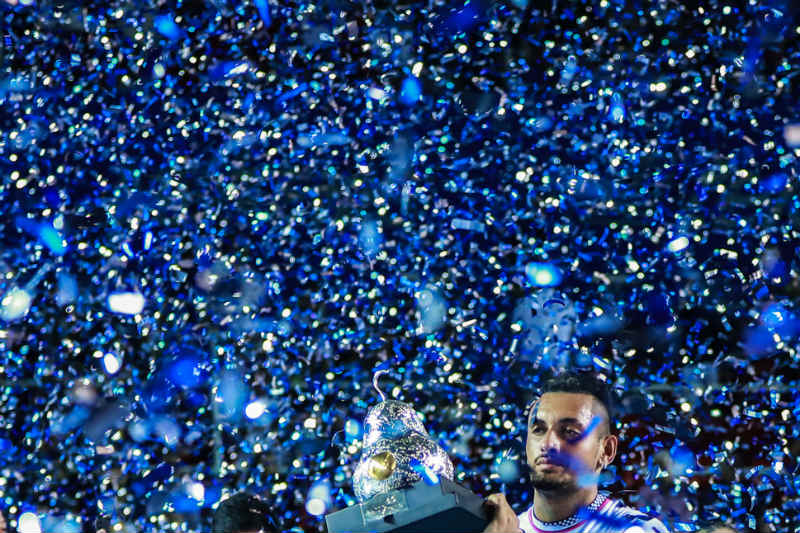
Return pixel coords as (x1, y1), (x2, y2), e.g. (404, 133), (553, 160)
(326, 395), (488, 533)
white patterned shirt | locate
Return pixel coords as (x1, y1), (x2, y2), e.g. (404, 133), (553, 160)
(517, 492), (669, 533)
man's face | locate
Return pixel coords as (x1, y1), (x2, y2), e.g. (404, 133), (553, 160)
(525, 392), (616, 494)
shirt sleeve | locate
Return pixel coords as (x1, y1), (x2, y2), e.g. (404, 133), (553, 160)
(623, 517), (670, 533)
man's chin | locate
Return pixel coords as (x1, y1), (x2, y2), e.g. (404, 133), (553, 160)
(529, 473), (576, 493)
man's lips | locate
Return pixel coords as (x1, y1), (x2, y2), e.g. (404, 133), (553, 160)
(536, 458), (565, 468)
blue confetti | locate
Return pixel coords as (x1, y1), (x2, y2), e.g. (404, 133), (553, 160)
(399, 77), (422, 105)
(1, 0), (798, 531)
(154, 14), (181, 41)
(254, 0), (271, 26)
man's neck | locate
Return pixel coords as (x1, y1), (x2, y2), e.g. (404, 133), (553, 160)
(532, 486), (598, 523)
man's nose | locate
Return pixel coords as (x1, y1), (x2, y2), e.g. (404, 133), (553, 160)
(541, 428), (560, 452)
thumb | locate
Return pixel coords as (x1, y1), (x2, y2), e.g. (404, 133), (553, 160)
(488, 493), (509, 505)
(485, 493), (503, 506)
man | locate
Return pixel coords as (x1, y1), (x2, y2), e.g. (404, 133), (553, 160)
(484, 372), (668, 533)
(211, 492), (277, 533)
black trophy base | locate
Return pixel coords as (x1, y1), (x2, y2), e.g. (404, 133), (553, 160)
(325, 477), (489, 533)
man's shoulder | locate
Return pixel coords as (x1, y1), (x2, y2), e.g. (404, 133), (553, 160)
(603, 498), (669, 533)
(515, 497), (668, 533)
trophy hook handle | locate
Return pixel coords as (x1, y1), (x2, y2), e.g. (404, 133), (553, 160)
(372, 369), (389, 402)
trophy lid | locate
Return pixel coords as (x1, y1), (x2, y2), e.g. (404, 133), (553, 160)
(362, 399), (427, 448)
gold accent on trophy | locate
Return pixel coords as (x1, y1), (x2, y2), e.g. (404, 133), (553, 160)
(367, 451), (398, 480)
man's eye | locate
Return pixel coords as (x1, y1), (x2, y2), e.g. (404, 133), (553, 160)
(564, 429), (581, 438)
(530, 426), (545, 434)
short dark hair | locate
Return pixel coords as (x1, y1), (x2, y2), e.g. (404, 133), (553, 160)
(539, 372), (615, 431)
(211, 492), (277, 533)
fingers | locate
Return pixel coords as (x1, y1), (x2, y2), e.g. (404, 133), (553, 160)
(482, 493), (520, 533)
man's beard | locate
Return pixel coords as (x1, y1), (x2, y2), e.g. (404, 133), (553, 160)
(529, 469), (577, 493)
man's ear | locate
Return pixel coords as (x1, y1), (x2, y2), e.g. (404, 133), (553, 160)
(598, 434), (618, 470)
